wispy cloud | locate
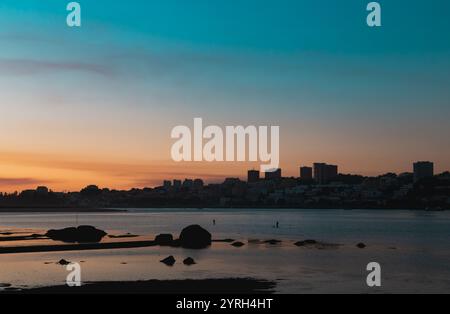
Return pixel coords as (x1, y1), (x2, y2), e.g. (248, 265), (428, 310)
(0, 58), (113, 77)
(0, 151), (248, 191)
(0, 177), (51, 187)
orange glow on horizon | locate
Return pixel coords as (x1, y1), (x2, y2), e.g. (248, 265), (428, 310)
(0, 149), (448, 193)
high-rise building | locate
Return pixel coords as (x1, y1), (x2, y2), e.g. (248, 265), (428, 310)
(163, 180), (172, 189)
(413, 161), (434, 182)
(313, 163), (326, 184)
(300, 166), (313, 180)
(314, 163), (338, 184)
(327, 164), (338, 179)
(265, 168), (282, 180)
(247, 170), (260, 183)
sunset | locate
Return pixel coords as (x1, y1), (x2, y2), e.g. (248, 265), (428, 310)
(1, 0), (449, 193)
(0, 0), (450, 300)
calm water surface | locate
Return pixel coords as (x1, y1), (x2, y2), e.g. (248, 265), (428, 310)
(0, 209), (449, 293)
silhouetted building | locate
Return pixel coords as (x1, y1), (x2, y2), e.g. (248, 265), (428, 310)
(247, 170), (260, 183)
(300, 167), (313, 180)
(36, 186), (49, 195)
(193, 179), (204, 188)
(314, 163), (338, 184)
(20, 190), (36, 197)
(163, 180), (172, 189)
(182, 179), (194, 188)
(80, 185), (101, 197)
(223, 178), (241, 186)
(327, 164), (338, 179)
(413, 161), (434, 182)
(265, 168), (282, 180)
(173, 180), (182, 189)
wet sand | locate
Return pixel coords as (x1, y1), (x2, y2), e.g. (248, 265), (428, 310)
(0, 208), (126, 213)
(4, 278), (276, 294)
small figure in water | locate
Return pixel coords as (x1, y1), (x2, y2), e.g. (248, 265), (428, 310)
(276, 221), (279, 229)
(213, 219), (216, 226)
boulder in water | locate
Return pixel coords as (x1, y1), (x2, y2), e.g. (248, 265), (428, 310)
(57, 259), (71, 266)
(356, 243), (367, 249)
(160, 255), (176, 266)
(295, 240), (318, 247)
(183, 257), (196, 265)
(264, 239), (282, 245)
(154, 234), (174, 246)
(179, 225), (211, 249)
(46, 226), (107, 243)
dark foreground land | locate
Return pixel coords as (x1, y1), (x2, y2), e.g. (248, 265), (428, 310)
(0, 207), (126, 213)
(5, 279), (276, 294)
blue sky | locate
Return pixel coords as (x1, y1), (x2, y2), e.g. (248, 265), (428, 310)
(0, 0), (449, 190)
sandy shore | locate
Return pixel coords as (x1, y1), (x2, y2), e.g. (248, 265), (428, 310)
(4, 278), (276, 294)
(0, 208), (126, 213)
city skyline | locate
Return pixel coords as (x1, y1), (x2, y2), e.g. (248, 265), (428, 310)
(1, 0), (450, 192)
(1, 160), (443, 194)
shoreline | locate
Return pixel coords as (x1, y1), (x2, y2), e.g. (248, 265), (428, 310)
(0, 207), (127, 213)
(0, 240), (158, 255)
(3, 278), (277, 294)
(0, 207), (447, 213)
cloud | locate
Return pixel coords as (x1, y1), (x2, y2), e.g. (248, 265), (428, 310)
(0, 177), (51, 187)
(0, 58), (113, 77)
(0, 151), (249, 191)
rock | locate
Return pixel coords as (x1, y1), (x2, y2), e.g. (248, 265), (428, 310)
(108, 233), (139, 239)
(171, 238), (181, 247)
(356, 243), (366, 249)
(264, 239), (282, 245)
(179, 225), (212, 249)
(295, 240), (341, 250)
(46, 226), (107, 243)
(154, 234), (174, 246)
(231, 241), (245, 247)
(183, 257), (196, 265)
(160, 255), (176, 266)
(57, 259), (71, 266)
(294, 240), (318, 247)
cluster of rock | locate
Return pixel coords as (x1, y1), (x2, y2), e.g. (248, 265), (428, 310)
(160, 256), (196, 266)
(46, 226), (107, 243)
(156, 225), (211, 266)
(45, 224), (367, 262)
(154, 224), (212, 249)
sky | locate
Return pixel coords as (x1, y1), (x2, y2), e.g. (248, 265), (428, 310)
(0, 0), (449, 192)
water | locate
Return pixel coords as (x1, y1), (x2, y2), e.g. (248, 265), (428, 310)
(1, 209), (450, 293)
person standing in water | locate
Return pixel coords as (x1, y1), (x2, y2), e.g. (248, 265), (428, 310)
(213, 219), (216, 226)
(276, 221), (279, 229)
